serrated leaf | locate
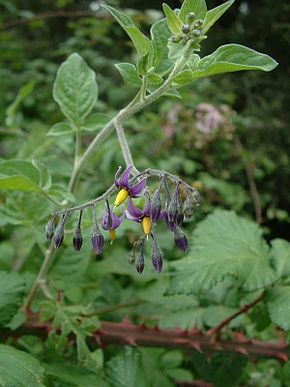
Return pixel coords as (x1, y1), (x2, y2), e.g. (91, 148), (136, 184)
(179, 0), (207, 22)
(81, 113), (112, 132)
(0, 344), (46, 386)
(193, 44), (278, 79)
(169, 210), (277, 294)
(271, 239), (290, 278)
(115, 63), (142, 87)
(162, 3), (183, 34)
(47, 122), (74, 136)
(0, 175), (42, 193)
(106, 347), (147, 387)
(150, 18), (173, 75)
(53, 53), (98, 126)
(0, 271), (26, 327)
(266, 287), (290, 330)
(203, 0), (235, 33)
(103, 5), (150, 57)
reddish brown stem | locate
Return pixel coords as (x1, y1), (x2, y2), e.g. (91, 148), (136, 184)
(208, 292), (265, 336)
(1, 314), (288, 362)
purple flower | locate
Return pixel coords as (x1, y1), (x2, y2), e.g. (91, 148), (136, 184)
(174, 227), (188, 252)
(151, 241), (163, 273)
(101, 210), (123, 241)
(73, 225), (83, 251)
(91, 228), (105, 255)
(114, 165), (146, 207)
(125, 198), (152, 235)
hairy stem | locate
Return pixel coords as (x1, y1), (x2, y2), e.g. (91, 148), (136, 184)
(115, 118), (139, 174)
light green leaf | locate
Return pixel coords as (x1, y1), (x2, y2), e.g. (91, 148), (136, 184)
(81, 113), (112, 132)
(203, 0), (235, 33)
(0, 344), (46, 386)
(162, 3), (183, 34)
(31, 159), (52, 191)
(115, 63), (142, 87)
(0, 175), (42, 193)
(169, 210), (277, 294)
(148, 73), (164, 85)
(47, 122), (74, 136)
(179, 0), (207, 22)
(150, 18), (173, 75)
(266, 287), (290, 330)
(106, 347), (147, 387)
(173, 69), (195, 86)
(187, 53), (200, 70)
(0, 271), (26, 327)
(271, 239), (290, 278)
(103, 5), (150, 57)
(0, 159), (39, 182)
(193, 44), (278, 79)
(53, 53), (98, 126)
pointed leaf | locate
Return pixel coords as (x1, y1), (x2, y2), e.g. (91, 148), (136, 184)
(150, 18), (173, 75)
(115, 63), (142, 87)
(162, 3), (183, 34)
(32, 159), (52, 191)
(0, 344), (46, 386)
(193, 44), (278, 79)
(169, 210), (277, 294)
(179, 0), (207, 22)
(266, 287), (290, 330)
(102, 5), (135, 27)
(203, 0), (235, 33)
(47, 122), (74, 136)
(81, 113), (112, 132)
(53, 53), (98, 126)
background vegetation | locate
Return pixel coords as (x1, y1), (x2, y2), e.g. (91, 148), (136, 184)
(0, 0), (289, 386)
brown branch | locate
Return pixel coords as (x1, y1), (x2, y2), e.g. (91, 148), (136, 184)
(208, 292), (265, 336)
(234, 136), (263, 224)
(0, 10), (100, 31)
(1, 315), (288, 362)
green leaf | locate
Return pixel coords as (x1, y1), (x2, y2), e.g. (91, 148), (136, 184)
(115, 63), (142, 87)
(81, 113), (112, 132)
(0, 159), (39, 182)
(266, 287), (290, 330)
(150, 19), (173, 75)
(53, 53), (98, 126)
(173, 69), (195, 86)
(179, 0), (207, 22)
(193, 44), (278, 79)
(0, 271), (26, 327)
(31, 159), (52, 191)
(162, 3), (183, 34)
(0, 344), (46, 386)
(148, 73), (164, 85)
(106, 347), (147, 387)
(169, 210), (277, 294)
(0, 175), (42, 193)
(103, 5), (150, 57)
(270, 239), (290, 278)
(203, 0), (235, 33)
(47, 122), (74, 136)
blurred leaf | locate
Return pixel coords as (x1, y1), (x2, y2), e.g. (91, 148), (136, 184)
(270, 239), (290, 278)
(169, 210), (277, 294)
(81, 113), (113, 132)
(203, 1), (235, 33)
(115, 63), (142, 87)
(0, 271), (26, 327)
(106, 347), (147, 387)
(193, 44), (278, 79)
(266, 287), (290, 330)
(53, 53), (98, 126)
(173, 69), (195, 86)
(179, 0), (207, 22)
(0, 175), (42, 193)
(32, 159), (52, 190)
(47, 122), (74, 136)
(0, 344), (46, 386)
(162, 4), (183, 35)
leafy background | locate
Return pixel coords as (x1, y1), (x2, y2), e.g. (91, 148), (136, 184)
(0, 0), (289, 386)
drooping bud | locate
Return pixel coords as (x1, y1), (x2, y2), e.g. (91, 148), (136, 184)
(53, 213), (67, 249)
(151, 238), (163, 273)
(182, 24), (190, 34)
(174, 227), (188, 252)
(135, 237), (145, 274)
(73, 210), (83, 251)
(170, 35), (182, 43)
(150, 187), (162, 223)
(91, 206), (104, 255)
(45, 216), (56, 240)
(167, 184), (180, 223)
(165, 213), (177, 232)
(183, 187), (198, 220)
(105, 199), (113, 230)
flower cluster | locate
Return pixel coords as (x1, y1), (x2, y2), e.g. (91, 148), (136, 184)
(45, 165), (200, 274)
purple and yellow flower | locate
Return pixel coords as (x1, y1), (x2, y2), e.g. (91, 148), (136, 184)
(125, 198), (152, 235)
(114, 165), (146, 207)
(101, 210), (123, 241)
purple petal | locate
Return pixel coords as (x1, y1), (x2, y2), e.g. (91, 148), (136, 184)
(129, 178), (146, 197)
(102, 211), (123, 230)
(125, 210), (140, 223)
(127, 197), (143, 219)
(118, 165), (133, 188)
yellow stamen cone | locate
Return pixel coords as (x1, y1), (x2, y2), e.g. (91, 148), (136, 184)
(114, 188), (129, 207)
(109, 229), (116, 242)
(142, 216), (152, 235)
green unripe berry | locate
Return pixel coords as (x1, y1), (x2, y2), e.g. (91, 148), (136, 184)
(170, 35), (182, 43)
(187, 12), (195, 22)
(182, 24), (190, 34)
(192, 29), (201, 37)
(193, 19), (203, 29)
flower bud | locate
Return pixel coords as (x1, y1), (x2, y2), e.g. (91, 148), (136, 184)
(165, 213), (177, 232)
(192, 29), (201, 37)
(91, 225), (104, 255)
(151, 240), (163, 273)
(73, 225), (83, 251)
(170, 35), (182, 43)
(187, 12), (195, 22)
(150, 188), (162, 223)
(45, 216), (55, 240)
(134, 237), (145, 274)
(182, 24), (190, 34)
(53, 214), (67, 249)
(193, 19), (203, 29)
(136, 254), (145, 274)
(174, 227), (188, 252)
